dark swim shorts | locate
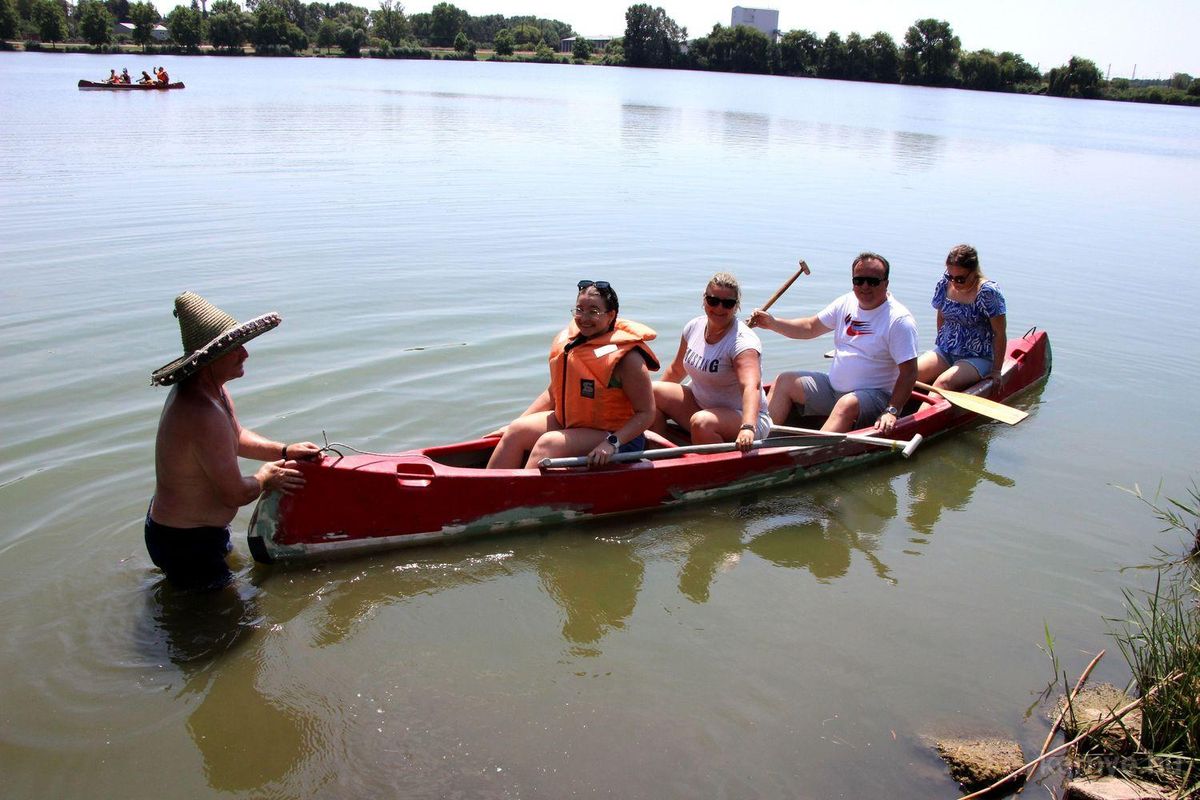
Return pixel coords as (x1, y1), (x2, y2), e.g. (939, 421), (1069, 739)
(617, 434), (646, 454)
(144, 509), (234, 591)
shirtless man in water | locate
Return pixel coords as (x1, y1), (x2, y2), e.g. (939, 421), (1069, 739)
(148, 292), (320, 590)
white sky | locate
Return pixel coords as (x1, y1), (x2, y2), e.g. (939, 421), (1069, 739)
(394, 0), (1199, 79)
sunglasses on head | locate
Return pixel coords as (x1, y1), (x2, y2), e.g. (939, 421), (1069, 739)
(705, 294), (737, 309)
(944, 272), (972, 285)
(852, 276), (882, 287)
(578, 280), (611, 291)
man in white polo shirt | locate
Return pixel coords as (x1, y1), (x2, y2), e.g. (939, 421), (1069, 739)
(748, 252), (919, 434)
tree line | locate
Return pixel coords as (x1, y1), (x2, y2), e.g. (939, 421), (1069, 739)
(3, 0), (1197, 106)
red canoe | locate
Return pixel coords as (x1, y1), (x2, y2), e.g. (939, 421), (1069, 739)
(249, 329), (1051, 563)
(77, 80), (185, 90)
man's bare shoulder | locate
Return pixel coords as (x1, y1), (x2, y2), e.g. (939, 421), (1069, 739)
(159, 385), (231, 441)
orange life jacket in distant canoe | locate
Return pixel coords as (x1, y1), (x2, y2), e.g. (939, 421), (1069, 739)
(157, 69), (169, 84)
(548, 319), (659, 432)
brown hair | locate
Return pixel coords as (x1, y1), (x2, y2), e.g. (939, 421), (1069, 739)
(945, 244), (986, 281)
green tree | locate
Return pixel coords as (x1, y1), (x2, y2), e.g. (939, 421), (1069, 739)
(817, 31), (847, 79)
(129, 1), (158, 48)
(1046, 56), (1102, 98)
(843, 32), (869, 80)
(428, 1), (463, 47)
(33, 0), (66, 45)
(104, 0), (128, 21)
(778, 28), (819, 76)
(959, 49), (1003, 91)
(1169, 72), (1193, 91)
(371, 0), (406, 46)
(901, 18), (960, 86)
(623, 3), (685, 69)
(493, 26), (513, 55)
(166, 3), (201, 48)
(316, 16), (336, 50)
(336, 22), (364, 55)
(252, 2), (288, 50)
(691, 24), (770, 74)
(1188, 78), (1200, 98)
(207, 0), (247, 50)
(533, 39), (552, 61)
(452, 28), (465, 50)
(572, 34), (591, 60)
(864, 31), (899, 82)
(78, 0), (112, 44)
(997, 51), (1040, 87)
(0, 0), (20, 40)
(510, 21), (539, 46)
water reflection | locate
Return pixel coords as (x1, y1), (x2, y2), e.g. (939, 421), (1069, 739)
(891, 130), (946, 170)
(136, 576), (320, 793)
(532, 534), (644, 656)
(619, 102), (680, 147)
(906, 429), (1014, 540)
(720, 110), (771, 147)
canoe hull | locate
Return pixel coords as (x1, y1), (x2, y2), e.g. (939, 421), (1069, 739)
(77, 80), (185, 90)
(249, 330), (1051, 563)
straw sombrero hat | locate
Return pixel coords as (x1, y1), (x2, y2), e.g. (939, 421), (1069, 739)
(151, 292), (280, 386)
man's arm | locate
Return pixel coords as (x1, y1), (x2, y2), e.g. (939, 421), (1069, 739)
(875, 358), (918, 434)
(194, 408), (304, 507)
(226, 388), (320, 461)
(747, 310), (832, 340)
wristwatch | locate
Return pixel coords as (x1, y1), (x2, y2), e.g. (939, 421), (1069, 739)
(883, 406), (900, 416)
(605, 433), (620, 448)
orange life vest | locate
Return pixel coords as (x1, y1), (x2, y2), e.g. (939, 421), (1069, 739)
(548, 319), (659, 432)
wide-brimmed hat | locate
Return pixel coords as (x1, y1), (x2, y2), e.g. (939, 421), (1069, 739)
(151, 292), (280, 386)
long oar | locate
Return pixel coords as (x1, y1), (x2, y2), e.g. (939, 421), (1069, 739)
(538, 435), (844, 470)
(770, 424), (923, 458)
(913, 381), (1028, 425)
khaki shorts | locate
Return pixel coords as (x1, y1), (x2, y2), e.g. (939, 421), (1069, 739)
(795, 372), (890, 428)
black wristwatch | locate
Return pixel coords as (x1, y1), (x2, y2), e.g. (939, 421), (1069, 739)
(883, 406), (900, 416)
(739, 424), (755, 432)
(605, 433), (620, 448)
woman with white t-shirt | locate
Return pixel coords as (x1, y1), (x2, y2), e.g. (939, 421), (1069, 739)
(651, 273), (772, 453)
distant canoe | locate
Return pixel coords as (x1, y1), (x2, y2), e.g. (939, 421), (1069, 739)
(77, 80), (185, 90)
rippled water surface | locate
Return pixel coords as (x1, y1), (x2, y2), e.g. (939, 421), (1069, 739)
(2, 52), (1199, 798)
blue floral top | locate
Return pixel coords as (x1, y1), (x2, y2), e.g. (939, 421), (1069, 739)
(932, 277), (1006, 359)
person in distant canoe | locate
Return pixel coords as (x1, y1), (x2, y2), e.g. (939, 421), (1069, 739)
(486, 280), (659, 470)
(156, 66), (170, 85)
(916, 244), (1007, 392)
(106, 69), (120, 84)
(138, 70), (154, 85)
(147, 292), (321, 590)
(651, 271), (770, 453)
(120, 67), (131, 84)
(748, 252), (919, 435)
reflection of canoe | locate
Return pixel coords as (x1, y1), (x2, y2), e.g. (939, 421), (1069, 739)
(77, 80), (185, 90)
(249, 330), (1051, 563)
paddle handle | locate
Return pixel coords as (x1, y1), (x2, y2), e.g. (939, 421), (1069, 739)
(769, 423), (922, 458)
(538, 434), (843, 469)
(759, 260), (810, 312)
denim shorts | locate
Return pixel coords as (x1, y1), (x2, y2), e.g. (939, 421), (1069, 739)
(932, 347), (992, 381)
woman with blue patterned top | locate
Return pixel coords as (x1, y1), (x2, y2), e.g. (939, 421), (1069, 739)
(916, 244), (1007, 392)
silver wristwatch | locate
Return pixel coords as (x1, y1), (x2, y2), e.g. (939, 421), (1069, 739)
(605, 433), (620, 448)
(883, 406), (900, 416)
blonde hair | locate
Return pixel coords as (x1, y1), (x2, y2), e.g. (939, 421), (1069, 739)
(706, 272), (741, 307)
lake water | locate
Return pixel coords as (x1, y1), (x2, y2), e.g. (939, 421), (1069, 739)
(2, 51), (1199, 798)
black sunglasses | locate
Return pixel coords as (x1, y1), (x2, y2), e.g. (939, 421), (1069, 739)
(705, 294), (737, 309)
(577, 280), (611, 291)
(943, 272), (972, 285)
(852, 276), (882, 287)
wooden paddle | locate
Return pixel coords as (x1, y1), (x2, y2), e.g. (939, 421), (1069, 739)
(913, 381), (1028, 425)
(538, 434), (845, 469)
(756, 260), (810, 316)
(770, 424), (923, 458)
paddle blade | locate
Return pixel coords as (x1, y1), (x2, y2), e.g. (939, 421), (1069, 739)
(939, 387), (1028, 425)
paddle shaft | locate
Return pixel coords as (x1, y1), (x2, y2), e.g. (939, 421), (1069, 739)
(770, 424), (923, 458)
(759, 260), (810, 312)
(538, 434), (845, 469)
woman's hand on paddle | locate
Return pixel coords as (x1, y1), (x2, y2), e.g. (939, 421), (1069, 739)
(587, 438), (616, 468)
(257, 461), (306, 495)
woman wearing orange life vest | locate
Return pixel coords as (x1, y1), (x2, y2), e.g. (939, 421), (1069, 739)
(486, 280), (659, 470)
